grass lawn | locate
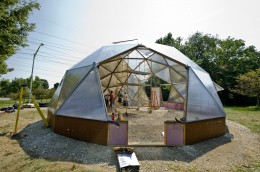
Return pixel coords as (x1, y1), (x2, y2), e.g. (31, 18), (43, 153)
(0, 99), (259, 171)
(225, 106), (260, 172)
(0, 98), (51, 108)
(225, 106), (260, 135)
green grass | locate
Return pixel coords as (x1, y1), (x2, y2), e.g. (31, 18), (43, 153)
(225, 106), (260, 172)
(225, 106), (260, 135)
(0, 99), (16, 108)
(0, 98), (51, 108)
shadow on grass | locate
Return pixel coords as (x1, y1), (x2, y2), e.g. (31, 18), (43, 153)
(12, 120), (232, 167)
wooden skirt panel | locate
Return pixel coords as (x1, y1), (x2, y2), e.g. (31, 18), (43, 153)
(53, 115), (109, 145)
(184, 117), (226, 145)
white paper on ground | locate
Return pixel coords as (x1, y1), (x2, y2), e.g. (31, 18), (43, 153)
(117, 152), (140, 168)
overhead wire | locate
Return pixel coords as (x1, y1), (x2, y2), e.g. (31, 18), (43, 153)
(28, 37), (94, 52)
(11, 55), (73, 66)
(14, 52), (79, 63)
(33, 30), (96, 48)
(7, 61), (65, 74)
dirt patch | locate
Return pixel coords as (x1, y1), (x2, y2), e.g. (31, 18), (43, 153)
(1, 108), (260, 171)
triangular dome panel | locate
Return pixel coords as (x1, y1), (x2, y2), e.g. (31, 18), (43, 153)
(148, 53), (167, 65)
(155, 67), (171, 83)
(192, 68), (224, 109)
(71, 44), (138, 69)
(57, 65), (93, 109)
(56, 68), (107, 121)
(186, 68), (226, 122)
(49, 76), (64, 113)
(168, 86), (184, 103)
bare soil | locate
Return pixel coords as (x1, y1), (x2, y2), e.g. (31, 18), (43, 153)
(0, 108), (259, 171)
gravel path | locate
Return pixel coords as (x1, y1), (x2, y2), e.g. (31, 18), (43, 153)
(14, 108), (260, 171)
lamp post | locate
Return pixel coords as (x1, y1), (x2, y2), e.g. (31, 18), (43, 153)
(29, 43), (44, 103)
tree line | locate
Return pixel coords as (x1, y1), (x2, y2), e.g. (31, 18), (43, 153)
(0, 76), (59, 102)
(156, 32), (260, 106)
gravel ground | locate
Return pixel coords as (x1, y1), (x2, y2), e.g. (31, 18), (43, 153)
(14, 108), (260, 171)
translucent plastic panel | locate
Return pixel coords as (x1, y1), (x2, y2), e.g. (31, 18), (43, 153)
(168, 86), (184, 103)
(127, 50), (144, 59)
(108, 74), (118, 87)
(57, 68), (108, 121)
(128, 74), (140, 84)
(127, 85), (139, 100)
(145, 42), (205, 72)
(170, 68), (186, 83)
(49, 76), (64, 113)
(101, 75), (111, 88)
(155, 67), (171, 83)
(116, 71), (128, 84)
(57, 65), (93, 110)
(71, 48), (102, 69)
(186, 69), (226, 122)
(148, 61), (167, 73)
(97, 44), (137, 63)
(132, 86), (149, 107)
(165, 58), (177, 66)
(133, 60), (150, 73)
(137, 49), (154, 58)
(128, 59), (144, 70)
(192, 68), (224, 109)
(214, 82), (224, 92)
(173, 83), (186, 98)
(103, 89), (110, 95)
(149, 53), (167, 65)
(101, 60), (120, 72)
(173, 65), (187, 79)
(99, 66), (111, 78)
(116, 59), (130, 72)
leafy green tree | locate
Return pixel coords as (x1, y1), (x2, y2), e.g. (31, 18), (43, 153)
(33, 88), (49, 102)
(10, 92), (19, 101)
(156, 32), (260, 105)
(48, 88), (55, 99)
(0, 0), (40, 76)
(233, 69), (260, 107)
(41, 79), (49, 89)
(0, 79), (11, 96)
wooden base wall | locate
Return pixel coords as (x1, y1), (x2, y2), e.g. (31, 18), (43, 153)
(48, 112), (109, 145)
(184, 117), (226, 145)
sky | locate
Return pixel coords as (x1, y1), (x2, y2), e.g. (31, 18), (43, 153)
(2, 0), (260, 88)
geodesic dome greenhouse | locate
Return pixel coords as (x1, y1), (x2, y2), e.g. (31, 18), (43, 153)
(48, 41), (226, 146)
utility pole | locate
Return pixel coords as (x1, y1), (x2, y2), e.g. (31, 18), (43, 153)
(28, 43), (44, 103)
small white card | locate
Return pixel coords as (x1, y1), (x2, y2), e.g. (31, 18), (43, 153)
(117, 152), (140, 168)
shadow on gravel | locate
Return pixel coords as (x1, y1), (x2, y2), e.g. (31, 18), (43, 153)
(13, 121), (232, 166)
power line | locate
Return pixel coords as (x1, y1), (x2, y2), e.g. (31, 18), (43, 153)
(9, 68), (63, 78)
(43, 46), (84, 59)
(8, 61), (65, 74)
(33, 31), (96, 48)
(28, 37), (94, 52)
(18, 46), (84, 60)
(28, 40), (89, 54)
(11, 55), (73, 66)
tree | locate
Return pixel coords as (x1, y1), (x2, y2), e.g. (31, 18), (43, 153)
(41, 79), (49, 89)
(233, 69), (260, 107)
(156, 32), (260, 106)
(0, 0), (40, 76)
(0, 79), (10, 96)
(33, 88), (49, 102)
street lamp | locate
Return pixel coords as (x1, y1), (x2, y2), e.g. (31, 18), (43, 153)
(29, 43), (44, 103)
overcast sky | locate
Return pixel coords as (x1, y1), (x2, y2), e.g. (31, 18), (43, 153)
(2, 0), (260, 87)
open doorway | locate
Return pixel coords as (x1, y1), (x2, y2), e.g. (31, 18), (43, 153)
(99, 48), (187, 145)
